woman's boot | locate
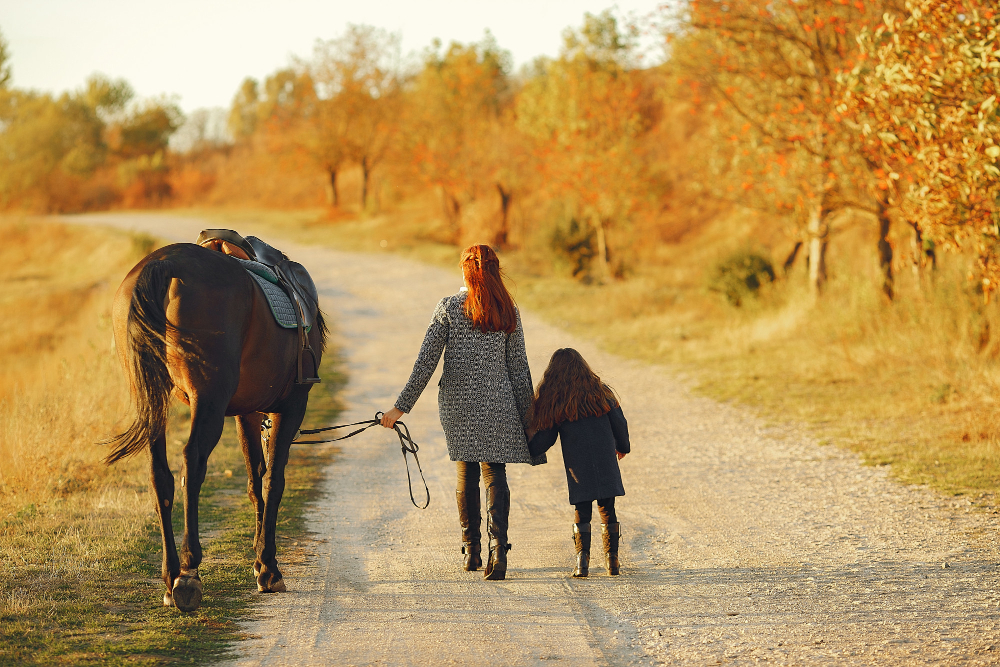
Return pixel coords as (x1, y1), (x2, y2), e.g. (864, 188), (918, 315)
(457, 489), (482, 571)
(485, 538), (508, 580)
(602, 522), (621, 575)
(484, 482), (510, 580)
(573, 523), (591, 577)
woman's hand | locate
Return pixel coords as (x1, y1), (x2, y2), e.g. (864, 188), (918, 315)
(617, 451), (627, 461)
(381, 407), (404, 429)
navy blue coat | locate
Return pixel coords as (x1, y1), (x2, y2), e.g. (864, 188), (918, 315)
(528, 405), (630, 505)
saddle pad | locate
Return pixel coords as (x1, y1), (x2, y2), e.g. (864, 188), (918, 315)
(235, 257), (279, 284)
(247, 271), (301, 330)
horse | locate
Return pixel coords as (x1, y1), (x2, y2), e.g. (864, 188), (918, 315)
(104, 242), (327, 612)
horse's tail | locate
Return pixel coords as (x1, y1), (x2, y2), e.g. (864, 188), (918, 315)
(104, 259), (176, 464)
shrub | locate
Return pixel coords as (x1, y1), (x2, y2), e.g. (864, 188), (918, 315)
(708, 249), (776, 306)
(550, 218), (597, 280)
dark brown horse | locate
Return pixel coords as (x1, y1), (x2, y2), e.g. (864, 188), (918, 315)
(105, 242), (326, 612)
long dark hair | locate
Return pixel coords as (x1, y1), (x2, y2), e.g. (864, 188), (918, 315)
(461, 244), (516, 334)
(529, 348), (619, 430)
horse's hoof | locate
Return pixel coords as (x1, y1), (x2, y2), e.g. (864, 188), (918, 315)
(258, 577), (286, 593)
(172, 575), (203, 612)
(163, 591), (175, 607)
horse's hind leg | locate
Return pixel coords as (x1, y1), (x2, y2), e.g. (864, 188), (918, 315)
(256, 390), (309, 593)
(236, 413), (266, 579)
(150, 429), (180, 607)
(173, 400), (226, 612)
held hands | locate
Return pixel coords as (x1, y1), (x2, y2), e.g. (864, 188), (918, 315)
(617, 451), (627, 461)
(381, 407), (404, 429)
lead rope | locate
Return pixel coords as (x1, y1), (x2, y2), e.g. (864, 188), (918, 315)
(293, 411), (430, 509)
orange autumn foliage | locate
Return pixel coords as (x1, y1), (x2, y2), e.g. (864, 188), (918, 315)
(841, 0), (1000, 294)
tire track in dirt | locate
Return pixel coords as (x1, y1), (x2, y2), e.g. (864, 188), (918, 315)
(68, 213), (1000, 666)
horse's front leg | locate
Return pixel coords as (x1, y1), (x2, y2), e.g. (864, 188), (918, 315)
(256, 390), (309, 593)
(173, 401), (226, 612)
(150, 429), (180, 608)
(235, 413), (266, 579)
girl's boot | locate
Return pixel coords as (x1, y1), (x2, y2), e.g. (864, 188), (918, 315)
(602, 522), (621, 575)
(456, 489), (482, 571)
(572, 523), (591, 577)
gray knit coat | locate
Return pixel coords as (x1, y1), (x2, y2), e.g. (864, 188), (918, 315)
(394, 291), (537, 464)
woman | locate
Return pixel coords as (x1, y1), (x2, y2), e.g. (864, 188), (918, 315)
(381, 244), (537, 581)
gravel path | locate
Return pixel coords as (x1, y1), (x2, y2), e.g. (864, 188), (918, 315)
(69, 213), (1000, 665)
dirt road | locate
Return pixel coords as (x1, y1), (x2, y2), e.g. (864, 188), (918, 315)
(70, 213), (1000, 665)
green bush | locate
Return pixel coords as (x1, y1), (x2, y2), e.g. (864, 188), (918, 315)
(550, 218), (596, 280)
(708, 249), (776, 306)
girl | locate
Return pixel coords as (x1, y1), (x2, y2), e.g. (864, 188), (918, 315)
(381, 244), (537, 581)
(528, 348), (629, 577)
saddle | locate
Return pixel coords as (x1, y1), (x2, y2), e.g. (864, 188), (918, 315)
(196, 229), (321, 385)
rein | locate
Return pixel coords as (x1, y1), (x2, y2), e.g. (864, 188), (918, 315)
(292, 412), (430, 509)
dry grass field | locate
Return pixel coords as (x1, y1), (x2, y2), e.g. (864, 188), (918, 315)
(0, 217), (147, 509)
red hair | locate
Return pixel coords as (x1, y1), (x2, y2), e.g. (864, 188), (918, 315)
(529, 348), (619, 430)
(461, 244), (517, 334)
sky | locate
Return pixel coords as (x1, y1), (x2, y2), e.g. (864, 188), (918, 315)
(0, 0), (664, 114)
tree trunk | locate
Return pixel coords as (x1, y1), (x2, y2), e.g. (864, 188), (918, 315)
(361, 156), (370, 209)
(807, 202), (828, 297)
(494, 183), (512, 249)
(877, 198), (894, 301)
(917, 223), (937, 272)
(909, 221), (923, 291)
(782, 241), (803, 275)
(326, 168), (339, 207)
(592, 218), (611, 283)
(442, 189), (462, 244)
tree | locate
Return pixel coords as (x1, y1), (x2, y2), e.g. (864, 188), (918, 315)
(110, 98), (183, 159)
(484, 110), (531, 248)
(240, 67), (341, 203)
(517, 11), (648, 281)
(0, 92), (68, 207)
(0, 28), (13, 89)
(841, 1), (1000, 294)
(673, 0), (905, 298)
(310, 25), (401, 209)
(294, 66), (348, 206)
(255, 68), (313, 128)
(407, 33), (514, 241)
(247, 67), (320, 165)
(228, 77), (260, 144)
(0, 73), (137, 210)
(80, 74), (133, 118)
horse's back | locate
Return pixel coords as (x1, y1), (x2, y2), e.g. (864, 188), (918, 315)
(114, 243), (300, 414)
(116, 243), (250, 340)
